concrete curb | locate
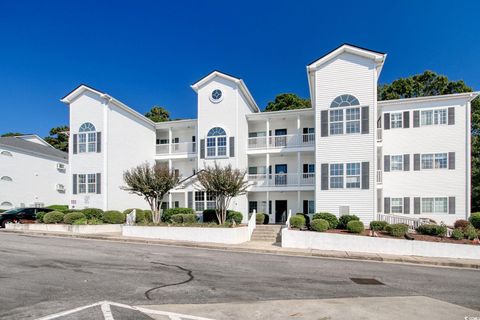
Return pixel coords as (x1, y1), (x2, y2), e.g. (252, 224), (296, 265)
(4, 229), (480, 269)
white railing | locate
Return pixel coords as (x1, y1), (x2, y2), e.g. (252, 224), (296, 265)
(156, 142), (196, 155)
(248, 133), (315, 150)
(377, 213), (426, 231)
(286, 209), (292, 228)
(248, 173), (314, 187)
(248, 209), (257, 239)
(376, 170), (382, 184)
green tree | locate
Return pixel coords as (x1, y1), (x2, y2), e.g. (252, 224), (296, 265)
(378, 70), (480, 211)
(1, 132), (24, 137)
(145, 106), (170, 122)
(44, 126), (69, 152)
(264, 93), (311, 112)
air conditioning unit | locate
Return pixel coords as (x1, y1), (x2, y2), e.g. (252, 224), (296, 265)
(56, 184), (65, 191)
(56, 163), (66, 170)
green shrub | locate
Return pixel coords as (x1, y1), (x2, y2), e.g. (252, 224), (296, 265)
(453, 219), (472, 231)
(82, 208), (104, 220)
(171, 214), (184, 224)
(72, 218), (87, 225)
(36, 211), (47, 223)
(416, 224), (447, 237)
(451, 229), (464, 240)
(256, 213), (265, 224)
(227, 211), (243, 224)
(263, 213), (270, 224)
(182, 214), (197, 224)
(88, 218), (103, 225)
(202, 209), (217, 223)
(469, 212), (480, 229)
(163, 207), (194, 222)
(296, 213), (310, 227)
(124, 209), (152, 223)
(386, 223), (408, 237)
(102, 211), (125, 224)
(47, 205), (69, 212)
(63, 212), (86, 224)
(43, 211), (65, 224)
(338, 214), (360, 229)
(464, 225), (478, 240)
(312, 212), (338, 229)
(311, 219), (329, 232)
(346, 220), (364, 233)
(370, 220), (388, 231)
(289, 215), (306, 229)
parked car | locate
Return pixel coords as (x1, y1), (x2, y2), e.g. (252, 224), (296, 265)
(0, 207), (53, 228)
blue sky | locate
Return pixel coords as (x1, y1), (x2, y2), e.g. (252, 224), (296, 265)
(1, 0), (479, 137)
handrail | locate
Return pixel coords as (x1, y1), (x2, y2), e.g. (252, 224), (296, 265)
(286, 209), (292, 228)
(376, 213), (427, 231)
(248, 209), (257, 239)
(248, 133), (315, 149)
(156, 142), (196, 155)
(248, 173), (315, 187)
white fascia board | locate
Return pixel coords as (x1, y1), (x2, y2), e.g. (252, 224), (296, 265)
(154, 119), (197, 129)
(246, 107), (314, 120)
(16, 134), (54, 148)
(378, 92), (480, 106)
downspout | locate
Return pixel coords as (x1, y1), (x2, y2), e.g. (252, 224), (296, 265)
(101, 94), (112, 211)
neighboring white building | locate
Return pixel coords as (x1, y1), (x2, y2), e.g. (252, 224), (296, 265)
(61, 44), (478, 225)
(0, 135), (68, 209)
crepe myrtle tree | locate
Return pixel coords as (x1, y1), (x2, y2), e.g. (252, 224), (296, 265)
(122, 162), (180, 224)
(197, 163), (250, 224)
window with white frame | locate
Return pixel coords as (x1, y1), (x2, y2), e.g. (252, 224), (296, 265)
(307, 200), (315, 214)
(421, 197), (448, 213)
(421, 154), (434, 169)
(329, 109), (343, 135)
(77, 174), (96, 194)
(421, 109), (447, 126)
(391, 198), (403, 213)
(87, 174), (96, 193)
(329, 95), (361, 136)
(206, 192), (216, 209)
(78, 174), (86, 193)
(346, 163), (361, 188)
(206, 127), (227, 158)
(330, 164), (344, 189)
(390, 155), (403, 171)
(421, 153), (447, 169)
(390, 112), (403, 129)
(195, 191), (205, 211)
(78, 122), (96, 153)
(345, 108), (360, 134)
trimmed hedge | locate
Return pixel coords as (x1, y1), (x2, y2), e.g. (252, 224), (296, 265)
(162, 208), (194, 223)
(256, 213), (265, 224)
(296, 213), (310, 227)
(102, 211), (125, 224)
(36, 211), (47, 223)
(202, 209), (217, 223)
(289, 215), (306, 229)
(311, 219), (329, 232)
(63, 212), (86, 224)
(43, 211), (65, 224)
(72, 218), (87, 225)
(416, 224), (447, 237)
(346, 220), (364, 233)
(453, 219), (471, 231)
(47, 205), (69, 212)
(202, 209), (243, 224)
(312, 212), (338, 229)
(338, 214), (360, 229)
(370, 220), (388, 231)
(451, 229), (464, 240)
(82, 208), (104, 220)
(464, 225), (478, 240)
(386, 224), (408, 237)
(227, 211), (243, 224)
(469, 212), (480, 229)
(171, 214), (198, 224)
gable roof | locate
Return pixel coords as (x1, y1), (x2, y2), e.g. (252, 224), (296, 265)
(0, 136), (68, 161)
(60, 84), (155, 127)
(191, 70), (260, 113)
(16, 134), (54, 148)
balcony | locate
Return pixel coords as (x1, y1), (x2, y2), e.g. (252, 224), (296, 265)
(248, 133), (315, 151)
(248, 173), (315, 189)
(156, 142), (197, 157)
(376, 170), (382, 185)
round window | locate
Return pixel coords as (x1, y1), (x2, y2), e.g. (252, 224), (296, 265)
(210, 89), (223, 103)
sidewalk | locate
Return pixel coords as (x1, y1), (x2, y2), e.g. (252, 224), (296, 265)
(3, 229), (480, 269)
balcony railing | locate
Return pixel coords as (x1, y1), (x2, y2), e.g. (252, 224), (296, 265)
(248, 133), (315, 150)
(376, 170), (382, 184)
(248, 173), (315, 187)
(156, 142), (197, 155)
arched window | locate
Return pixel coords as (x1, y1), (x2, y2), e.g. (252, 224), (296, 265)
(1, 176), (12, 182)
(329, 95), (361, 135)
(330, 94), (360, 108)
(78, 122), (97, 153)
(1, 151), (12, 157)
(0, 201), (12, 207)
(206, 127), (227, 157)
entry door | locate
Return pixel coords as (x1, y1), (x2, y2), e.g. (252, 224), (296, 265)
(275, 164), (287, 185)
(274, 129), (287, 147)
(275, 200), (288, 223)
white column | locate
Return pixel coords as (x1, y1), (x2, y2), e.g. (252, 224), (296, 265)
(184, 192), (188, 209)
(297, 190), (301, 214)
(168, 127), (172, 154)
(297, 114), (301, 146)
(168, 192), (172, 209)
(297, 152), (301, 187)
(266, 191), (270, 224)
(266, 118), (270, 149)
(266, 153), (270, 187)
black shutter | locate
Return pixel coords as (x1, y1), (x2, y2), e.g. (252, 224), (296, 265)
(448, 107), (455, 125)
(448, 197), (455, 214)
(303, 164), (308, 173)
(320, 110), (329, 137)
(403, 111), (410, 128)
(96, 132), (101, 153)
(448, 152), (455, 170)
(361, 106), (369, 134)
(72, 174), (77, 195)
(321, 163), (329, 190)
(414, 154), (420, 171)
(361, 162), (369, 189)
(96, 173), (101, 194)
(188, 192), (193, 209)
(229, 137), (235, 157)
(384, 113), (390, 130)
(414, 197), (420, 214)
(403, 154), (410, 171)
(73, 134), (78, 154)
(413, 110), (420, 127)
(384, 155), (390, 172)
(303, 200), (308, 214)
(384, 197), (390, 214)
(404, 197), (410, 214)
(200, 139), (205, 159)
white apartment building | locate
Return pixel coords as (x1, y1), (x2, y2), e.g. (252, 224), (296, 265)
(61, 44), (477, 225)
(0, 135), (68, 209)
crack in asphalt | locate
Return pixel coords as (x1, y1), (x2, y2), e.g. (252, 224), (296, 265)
(145, 262), (194, 300)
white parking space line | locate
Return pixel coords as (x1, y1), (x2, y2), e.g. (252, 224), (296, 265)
(100, 301), (114, 320)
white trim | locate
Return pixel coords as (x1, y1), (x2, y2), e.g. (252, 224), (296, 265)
(378, 91), (479, 106)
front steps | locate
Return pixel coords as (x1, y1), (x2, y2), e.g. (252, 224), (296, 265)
(250, 225), (283, 243)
